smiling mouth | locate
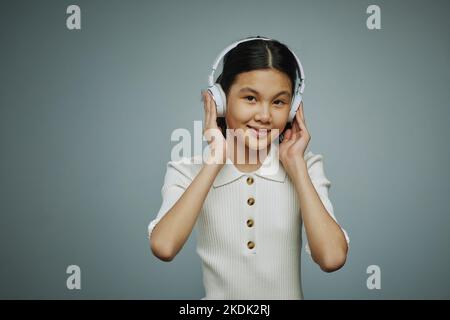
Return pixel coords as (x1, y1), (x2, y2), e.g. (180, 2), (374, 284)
(247, 126), (271, 138)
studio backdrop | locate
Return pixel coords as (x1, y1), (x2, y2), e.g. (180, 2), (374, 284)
(1, 0), (449, 299)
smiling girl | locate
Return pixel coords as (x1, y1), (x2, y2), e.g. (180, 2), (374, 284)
(148, 36), (350, 300)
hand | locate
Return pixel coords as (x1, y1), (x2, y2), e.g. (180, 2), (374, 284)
(202, 90), (227, 165)
(279, 101), (311, 174)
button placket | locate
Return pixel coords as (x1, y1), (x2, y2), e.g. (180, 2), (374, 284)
(244, 175), (256, 254)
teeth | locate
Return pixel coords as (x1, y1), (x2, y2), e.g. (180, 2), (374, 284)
(248, 126), (270, 137)
(248, 126), (270, 131)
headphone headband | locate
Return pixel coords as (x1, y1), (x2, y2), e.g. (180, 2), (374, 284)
(207, 36), (305, 95)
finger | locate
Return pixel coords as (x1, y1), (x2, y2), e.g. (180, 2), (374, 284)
(291, 131), (297, 141)
(202, 91), (207, 112)
(204, 95), (213, 133)
(297, 112), (303, 127)
(206, 92), (214, 128)
(208, 93), (216, 128)
(295, 109), (309, 134)
(300, 102), (305, 122)
(284, 128), (292, 141)
(209, 93), (218, 123)
(282, 130), (296, 146)
(295, 109), (305, 129)
(204, 92), (210, 125)
(292, 116), (301, 133)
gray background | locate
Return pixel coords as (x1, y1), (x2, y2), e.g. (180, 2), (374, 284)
(1, 0), (449, 299)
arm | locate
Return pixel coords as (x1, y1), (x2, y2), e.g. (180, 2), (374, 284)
(290, 160), (348, 272)
(150, 162), (223, 262)
(279, 102), (348, 272)
(150, 90), (226, 262)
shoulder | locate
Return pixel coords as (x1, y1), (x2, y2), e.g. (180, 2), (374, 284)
(304, 149), (325, 168)
(164, 155), (204, 181)
(303, 150), (330, 182)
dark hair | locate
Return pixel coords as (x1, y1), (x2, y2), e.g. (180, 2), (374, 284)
(215, 36), (299, 143)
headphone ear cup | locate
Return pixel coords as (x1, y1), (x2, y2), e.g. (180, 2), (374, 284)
(207, 84), (227, 117)
(288, 94), (303, 123)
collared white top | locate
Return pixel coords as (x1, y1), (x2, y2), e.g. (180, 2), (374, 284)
(148, 142), (349, 300)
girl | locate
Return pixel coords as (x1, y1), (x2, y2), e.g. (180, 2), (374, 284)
(148, 36), (350, 300)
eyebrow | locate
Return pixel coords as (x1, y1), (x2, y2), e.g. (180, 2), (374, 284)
(238, 87), (291, 98)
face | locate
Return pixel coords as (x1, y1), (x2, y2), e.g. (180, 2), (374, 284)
(225, 68), (292, 152)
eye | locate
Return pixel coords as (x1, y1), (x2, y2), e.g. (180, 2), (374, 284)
(244, 96), (256, 103)
(274, 100), (286, 106)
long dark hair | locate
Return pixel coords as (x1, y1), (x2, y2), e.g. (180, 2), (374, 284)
(215, 36), (299, 143)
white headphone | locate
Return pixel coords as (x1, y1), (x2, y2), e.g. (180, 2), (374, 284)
(207, 36), (305, 123)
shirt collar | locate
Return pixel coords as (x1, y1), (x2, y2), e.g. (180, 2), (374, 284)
(212, 142), (287, 188)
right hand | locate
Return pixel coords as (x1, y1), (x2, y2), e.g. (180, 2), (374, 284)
(202, 90), (227, 165)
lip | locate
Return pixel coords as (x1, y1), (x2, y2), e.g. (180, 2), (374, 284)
(247, 125), (271, 138)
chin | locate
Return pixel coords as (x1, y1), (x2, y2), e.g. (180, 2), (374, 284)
(246, 137), (272, 151)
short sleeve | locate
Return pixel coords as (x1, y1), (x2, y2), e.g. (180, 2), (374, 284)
(304, 153), (350, 255)
(147, 160), (194, 240)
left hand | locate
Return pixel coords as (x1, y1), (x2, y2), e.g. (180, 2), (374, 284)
(279, 101), (311, 173)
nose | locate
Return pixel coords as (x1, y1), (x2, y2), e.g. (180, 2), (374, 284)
(254, 103), (271, 123)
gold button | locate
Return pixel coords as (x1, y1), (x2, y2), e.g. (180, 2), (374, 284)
(247, 197), (255, 206)
(247, 241), (255, 249)
(246, 177), (254, 185)
(246, 219), (254, 227)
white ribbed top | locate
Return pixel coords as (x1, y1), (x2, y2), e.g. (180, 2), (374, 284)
(148, 142), (349, 300)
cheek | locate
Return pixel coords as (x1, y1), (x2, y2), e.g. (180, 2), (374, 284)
(226, 101), (253, 126)
(272, 109), (290, 130)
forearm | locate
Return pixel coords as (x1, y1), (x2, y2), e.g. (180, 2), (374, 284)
(290, 160), (348, 272)
(151, 162), (223, 261)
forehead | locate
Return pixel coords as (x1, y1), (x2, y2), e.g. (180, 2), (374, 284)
(232, 69), (292, 93)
